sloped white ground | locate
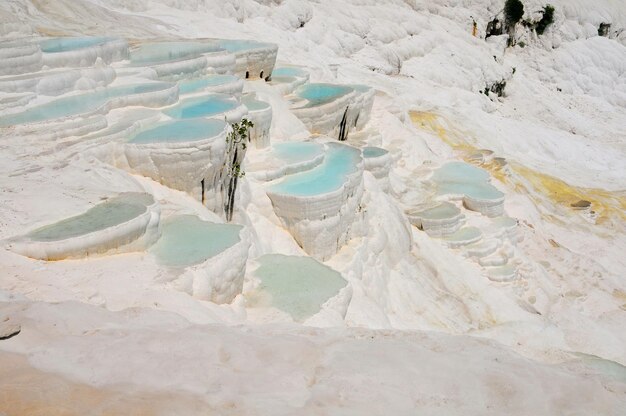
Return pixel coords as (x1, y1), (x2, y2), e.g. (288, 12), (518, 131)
(0, 0), (625, 414)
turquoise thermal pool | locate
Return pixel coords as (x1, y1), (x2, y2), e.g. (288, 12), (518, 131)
(294, 83), (353, 106)
(26, 193), (153, 242)
(179, 75), (240, 94)
(252, 254), (347, 321)
(150, 215), (242, 268)
(128, 119), (227, 144)
(269, 144), (360, 196)
(129, 41), (222, 65)
(0, 83), (172, 127)
(164, 94), (239, 119)
(362, 146), (388, 158)
(432, 162), (504, 200)
(40, 37), (113, 53)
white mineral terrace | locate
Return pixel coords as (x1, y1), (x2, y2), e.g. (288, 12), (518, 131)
(248, 141), (325, 182)
(7, 192), (160, 260)
(290, 83), (375, 139)
(362, 146), (392, 189)
(242, 93), (272, 148)
(215, 39), (278, 80)
(150, 215), (249, 304)
(431, 161), (506, 217)
(163, 93), (248, 123)
(40, 37), (129, 68)
(118, 118), (229, 202)
(267, 143), (364, 261)
(0, 1), (624, 410)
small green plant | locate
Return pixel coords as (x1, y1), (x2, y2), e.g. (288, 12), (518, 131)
(518, 41), (526, 48)
(535, 4), (555, 35)
(504, 0), (525, 26)
(226, 118), (254, 179)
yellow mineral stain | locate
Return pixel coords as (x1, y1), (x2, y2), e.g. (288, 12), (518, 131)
(509, 163), (626, 224)
(409, 110), (626, 225)
(409, 111), (473, 152)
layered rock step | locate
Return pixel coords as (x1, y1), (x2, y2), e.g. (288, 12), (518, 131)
(289, 83), (374, 140)
(266, 142), (364, 261)
(407, 202), (465, 237)
(431, 162), (505, 217)
(7, 192), (160, 260)
(150, 215), (249, 304)
(119, 118), (230, 204)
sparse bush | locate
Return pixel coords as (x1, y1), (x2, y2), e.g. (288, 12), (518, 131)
(504, 0), (524, 26)
(535, 5), (555, 35)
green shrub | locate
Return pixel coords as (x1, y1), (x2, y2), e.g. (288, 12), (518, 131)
(535, 5), (555, 35)
(504, 0), (525, 26)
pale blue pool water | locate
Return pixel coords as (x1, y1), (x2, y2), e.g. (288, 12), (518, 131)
(272, 142), (324, 164)
(294, 83), (353, 106)
(444, 226), (482, 242)
(0, 83), (171, 126)
(40, 37), (112, 53)
(150, 215), (242, 268)
(573, 353), (626, 383)
(269, 144), (360, 196)
(437, 182), (504, 200)
(178, 75), (239, 94)
(129, 119), (227, 144)
(253, 254), (347, 321)
(130, 42), (221, 65)
(362, 146), (388, 158)
(216, 39), (269, 53)
(491, 216), (517, 228)
(413, 202), (460, 220)
(272, 67), (307, 78)
(27, 193), (153, 242)
(487, 264), (516, 279)
(432, 162), (504, 200)
(164, 94), (238, 119)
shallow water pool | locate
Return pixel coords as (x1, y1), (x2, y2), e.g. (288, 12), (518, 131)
(269, 143), (360, 196)
(129, 119), (227, 144)
(178, 75), (239, 94)
(252, 254), (347, 321)
(40, 37), (112, 53)
(130, 42), (221, 65)
(432, 162), (504, 201)
(150, 215), (242, 268)
(164, 94), (239, 119)
(27, 193), (152, 242)
(362, 146), (388, 158)
(0, 83), (171, 127)
(294, 83), (353, 106)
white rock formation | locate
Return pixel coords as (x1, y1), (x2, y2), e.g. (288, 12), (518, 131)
(7, 192), (160, 260)
(117, 119), (229, 204)
(41, 37), (129, 68)
(242, 93), (272, 148)
(267, 143), (365, 261)
(216, 40), (278, 80)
